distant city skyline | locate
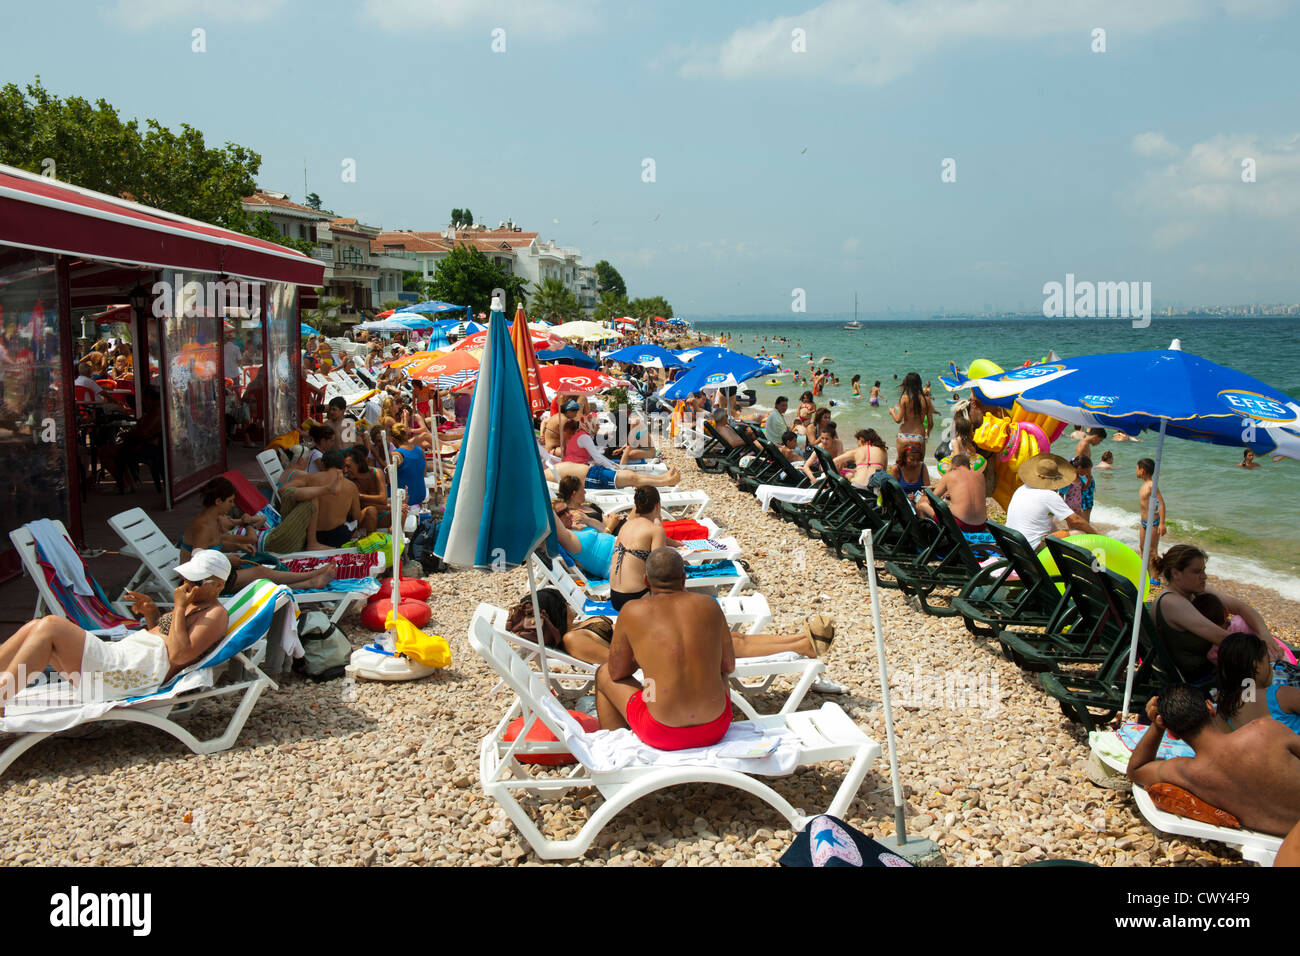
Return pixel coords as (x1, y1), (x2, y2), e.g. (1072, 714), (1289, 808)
(4, 0), (1300, 315)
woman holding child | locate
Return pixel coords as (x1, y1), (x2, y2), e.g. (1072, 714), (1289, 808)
(1151, 544), (1291, 683)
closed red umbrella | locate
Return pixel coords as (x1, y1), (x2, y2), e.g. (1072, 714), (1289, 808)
(509, 305), (548, 417)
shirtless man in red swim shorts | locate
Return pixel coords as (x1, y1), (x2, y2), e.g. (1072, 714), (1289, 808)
(594, 548), (734, 750)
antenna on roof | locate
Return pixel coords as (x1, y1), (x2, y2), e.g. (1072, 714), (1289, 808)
(303, 160), (307, 200)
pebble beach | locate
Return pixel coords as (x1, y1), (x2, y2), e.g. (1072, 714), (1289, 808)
(1, 443), (1295, 868)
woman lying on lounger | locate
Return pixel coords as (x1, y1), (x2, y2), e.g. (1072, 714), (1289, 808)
(0, 550), (232, 706)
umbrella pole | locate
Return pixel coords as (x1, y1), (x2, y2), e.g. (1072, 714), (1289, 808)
(527, 559), (551, 689)
(864, 529), (935, 860)
(383, 431), (400, 654)
(1122, 417), (1167, 719)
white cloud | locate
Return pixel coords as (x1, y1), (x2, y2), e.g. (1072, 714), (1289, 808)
(1132, 132), (1179, 159)
(1134, 132), (1300, 244)
(106, 0), (286, 28)
(362, 0), (602, 38)
(673, 0), (1285, 86)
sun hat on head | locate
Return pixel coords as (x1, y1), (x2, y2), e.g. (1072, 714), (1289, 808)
(286, 444), (310, 467)
(174, 549), (231, 583)
(1018, 452), (1076, 490)
(562, 400), (581, 413)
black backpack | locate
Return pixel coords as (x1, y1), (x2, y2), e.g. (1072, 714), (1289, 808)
(408, 513), (447, 574)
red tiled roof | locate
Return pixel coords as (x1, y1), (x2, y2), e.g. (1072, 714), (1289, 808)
(371, 231), (451, 254)
(242, 191), (331, 218)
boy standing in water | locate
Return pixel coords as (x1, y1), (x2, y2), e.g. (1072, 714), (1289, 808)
(1136, 457), (1166, 581)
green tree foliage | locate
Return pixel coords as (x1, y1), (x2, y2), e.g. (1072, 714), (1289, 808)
(592, 291), (631, 325)
(305, 192), (322, 210)
(530, 277), (582, 323)
(627, 296), (674, 322)
(449, 207), (475, 228)
(593, 260), (627, 299)
(426, 242), (527, 315)
(0, 77), (312, 254)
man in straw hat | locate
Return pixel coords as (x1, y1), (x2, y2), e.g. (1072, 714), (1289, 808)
(1005, 452), (1096, 551)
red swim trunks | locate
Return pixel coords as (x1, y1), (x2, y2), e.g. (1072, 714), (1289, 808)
(625, 691), (733, 751)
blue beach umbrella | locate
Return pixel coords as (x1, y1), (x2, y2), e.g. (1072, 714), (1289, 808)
(300, 323), (319, 337)
(944, 341), (1300, 716)
(675, 346), (730, 366)
(661, 351), (769, 401)
(604, 344), (688, 369)
(434, 293), (558, 675)
(398, 300), (466, 314)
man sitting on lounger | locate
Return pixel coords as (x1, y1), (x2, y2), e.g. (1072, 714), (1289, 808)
(916, 454), (991, 541)
(310, 449), (376, 549)
(1005, 453), (1096, 550)
(546, 420), (681, 491)
(594, 548), (834, 750)
(1, 550), (231, 706)
(1127, 685), (1300, 837)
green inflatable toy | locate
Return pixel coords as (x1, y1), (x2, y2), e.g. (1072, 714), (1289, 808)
(1038, 534), (1150, 600)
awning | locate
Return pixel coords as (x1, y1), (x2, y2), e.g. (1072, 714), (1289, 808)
(0, 163), (324, 286)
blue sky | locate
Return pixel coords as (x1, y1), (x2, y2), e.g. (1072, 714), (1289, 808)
(4, 0), (1300, 316)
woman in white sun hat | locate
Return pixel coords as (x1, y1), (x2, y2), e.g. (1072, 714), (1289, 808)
(0, 550), (231, 705)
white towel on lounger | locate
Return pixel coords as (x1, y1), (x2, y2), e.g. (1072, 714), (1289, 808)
(754, 485), (817, 513)
(538, 694), (800, 775)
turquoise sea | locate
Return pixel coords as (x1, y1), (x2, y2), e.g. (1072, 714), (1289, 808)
(693, 315), (1300, 600)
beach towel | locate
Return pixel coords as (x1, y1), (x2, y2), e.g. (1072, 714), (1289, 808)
(1108, 720), (1195, 760)
(537, 693), (799, 774)
(281, 553), (381, 579)
(663, 519), (709, 540)
(685, 561), (737, 579)
(32, 542), (135, 631)
(28, 519), (92, 597)
(780, 815), (913, 868)
(754, 485), (817, 513)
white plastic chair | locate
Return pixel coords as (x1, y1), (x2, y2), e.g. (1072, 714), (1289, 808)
(469, 604), (880, 860)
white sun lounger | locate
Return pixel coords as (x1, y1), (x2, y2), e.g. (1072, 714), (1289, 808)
(0, 578), (299, 777)
(545, 485), (710, 519)
(1131, 786), (1282, 866)
(107, 508), (372, 624)
(256, 449), (285, 507)
(469, 604), (880, 860)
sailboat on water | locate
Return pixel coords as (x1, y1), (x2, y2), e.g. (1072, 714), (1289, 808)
(843, 292), (863, 330)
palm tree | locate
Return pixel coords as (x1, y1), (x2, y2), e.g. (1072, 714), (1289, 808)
(529, 278), (581, 323)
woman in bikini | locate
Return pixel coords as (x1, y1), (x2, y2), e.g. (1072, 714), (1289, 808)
(891, 371), (934, 460)
(890, 442), (930, 503)
(869, 381), (881, 407)
(793, 391), (816, 433)
(829, 428), (889, 487)
(608, 486), (682, 611)
(180, 477), (337, 595)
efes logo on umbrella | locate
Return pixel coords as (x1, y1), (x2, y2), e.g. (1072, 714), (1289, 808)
(1218, 389), (1298, 423)
(705, 372), (728, 385)
(638, 354), (655, 362)
(1080, 394), (1117, 409)
(1003, 363), (1066, 380)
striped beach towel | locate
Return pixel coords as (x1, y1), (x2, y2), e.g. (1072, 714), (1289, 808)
(32, 543), (135, 631)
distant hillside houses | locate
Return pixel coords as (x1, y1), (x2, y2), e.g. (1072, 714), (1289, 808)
(241, 191), (599, 317)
